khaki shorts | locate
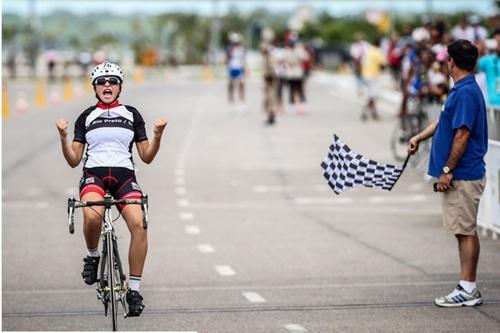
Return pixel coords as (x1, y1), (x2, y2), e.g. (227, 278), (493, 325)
(441, 177), (486, 235)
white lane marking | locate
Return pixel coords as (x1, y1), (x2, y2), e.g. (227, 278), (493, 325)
(294, 197), (353, 205)
(185, 225), (200, 235)
(3, 201), (49, 209)
(176, 95), (206, 171)
(197, 244), (215, 254)
(175, 177), (186, 186)
(26, 188), (42, 197)
(253, 185), (292, 193)
(175, 169), (185, 176)
(7, 279), (499, 295)
(409, 183), (426, 191)
(215, 265), (236, 276)
(176, 187), (187, 195)
(368, 195), (427, 203)
(180, 212), (195, 220)
(314, 184), (329, 192)
(177, 199), (190, 207)
(284, 324), (307, 332)
(242, 291), (266, 303)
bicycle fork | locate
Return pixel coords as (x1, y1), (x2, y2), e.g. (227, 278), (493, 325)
(96, 210), (128, 318)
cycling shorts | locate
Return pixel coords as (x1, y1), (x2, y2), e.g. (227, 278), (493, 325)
(229, 68), (244, 80)
(79, 167), (143, 210)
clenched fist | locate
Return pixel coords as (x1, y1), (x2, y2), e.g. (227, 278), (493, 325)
(153, 118), (168, 137)
(56, 118), (69, 138)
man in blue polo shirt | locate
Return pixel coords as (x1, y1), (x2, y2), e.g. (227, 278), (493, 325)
(407, 39), (487, 307)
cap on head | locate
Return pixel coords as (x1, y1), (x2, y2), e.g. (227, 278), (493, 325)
(412, 27), (430, 43)
(90, 61), (124, 85)
(229, 32), (241, 43)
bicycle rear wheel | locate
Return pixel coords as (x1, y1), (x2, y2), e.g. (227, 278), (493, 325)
(390, 117), (411, 162)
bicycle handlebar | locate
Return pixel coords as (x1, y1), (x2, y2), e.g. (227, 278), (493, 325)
(67, 195), (149, 234)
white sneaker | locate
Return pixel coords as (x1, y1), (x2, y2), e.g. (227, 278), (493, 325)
(434, 284), (483, 307)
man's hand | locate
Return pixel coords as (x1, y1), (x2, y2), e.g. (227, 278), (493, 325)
(407, 135), (420, 155)
(436, 173), (453, 192)
(153, 118), (168, 137)
(56, 118), (69, 138)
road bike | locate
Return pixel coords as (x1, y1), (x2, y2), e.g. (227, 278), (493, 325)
(67, 193), (149, 331)
(390, 96), (430, 171)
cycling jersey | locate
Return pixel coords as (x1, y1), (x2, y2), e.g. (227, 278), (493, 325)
(73, 100), (148, 170)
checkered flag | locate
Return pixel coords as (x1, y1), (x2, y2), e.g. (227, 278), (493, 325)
(321, 134), (409, 195)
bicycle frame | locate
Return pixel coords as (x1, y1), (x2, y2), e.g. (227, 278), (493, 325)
(67, 193), (148, 331)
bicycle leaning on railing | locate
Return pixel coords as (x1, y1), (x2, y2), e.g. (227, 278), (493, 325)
(390, 96), (431, 171)
(67, 193), (149, 331)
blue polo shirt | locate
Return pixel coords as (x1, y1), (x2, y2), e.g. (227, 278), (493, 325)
(428, 75), (488, 180)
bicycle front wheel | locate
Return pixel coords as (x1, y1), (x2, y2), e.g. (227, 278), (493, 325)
(106, 234), (118, 331)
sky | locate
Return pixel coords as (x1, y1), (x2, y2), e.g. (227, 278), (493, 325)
(2, 0), (496, 17)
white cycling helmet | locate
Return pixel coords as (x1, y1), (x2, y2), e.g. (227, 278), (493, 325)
(90, 61), (124, 84)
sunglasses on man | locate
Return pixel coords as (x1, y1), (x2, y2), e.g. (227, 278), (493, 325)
(95, 77), (121, 86)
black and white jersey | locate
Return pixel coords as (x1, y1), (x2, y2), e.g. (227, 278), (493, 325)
(73, 101), (148, 170)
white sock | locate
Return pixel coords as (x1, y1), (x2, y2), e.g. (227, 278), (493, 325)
(129, 276), (141, 292)
(87, 247), (99, 257)
(459, 280), (476, 293)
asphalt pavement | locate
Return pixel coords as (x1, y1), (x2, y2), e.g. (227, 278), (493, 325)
(2, 69), (500, 332)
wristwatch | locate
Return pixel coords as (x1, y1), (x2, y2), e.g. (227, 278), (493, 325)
(442, 166), (452, 174)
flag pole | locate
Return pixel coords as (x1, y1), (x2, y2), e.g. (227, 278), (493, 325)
(389, 154), (411, 191)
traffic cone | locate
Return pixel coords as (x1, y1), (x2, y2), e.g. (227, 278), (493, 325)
(202, 65), (214, 80)
(35, 79), (46, 108)
(84, 80), (93, 94)
(134, 67), (145, 84)
(16, 91), (29, 113)
(63, 78), (74, 101)
(2, 85), (10, 119)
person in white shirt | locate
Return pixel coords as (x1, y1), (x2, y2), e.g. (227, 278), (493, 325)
(225, 32), (246, 107)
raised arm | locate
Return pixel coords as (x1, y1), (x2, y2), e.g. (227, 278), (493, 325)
(56, 118), (85, 168)
(136, 118), (168, 164)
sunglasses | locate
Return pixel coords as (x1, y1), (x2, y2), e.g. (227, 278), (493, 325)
(95, 77), (121, 86)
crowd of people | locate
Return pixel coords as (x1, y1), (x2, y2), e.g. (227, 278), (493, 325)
(350, 14), (500, 123)
(224, 30), (315, 125)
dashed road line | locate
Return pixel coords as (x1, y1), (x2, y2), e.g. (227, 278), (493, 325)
(242, 291), (266, 303)
(215, 265), (236, 276)
(253, 185), (293, 193)
(185, 225), (200, 235)
(176, 187), (187, 195)
(175, 177), (186, 186)
(175, 169), (185, 176)
(197, 244), (215, 253)
(368, 195), (427, 203)
(294, 197), (353, 205)
(180, 212), (195, 220)
(177, 199), (190, 207)
(284, 324), (307, 332)
(3, 201), (49, 209)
